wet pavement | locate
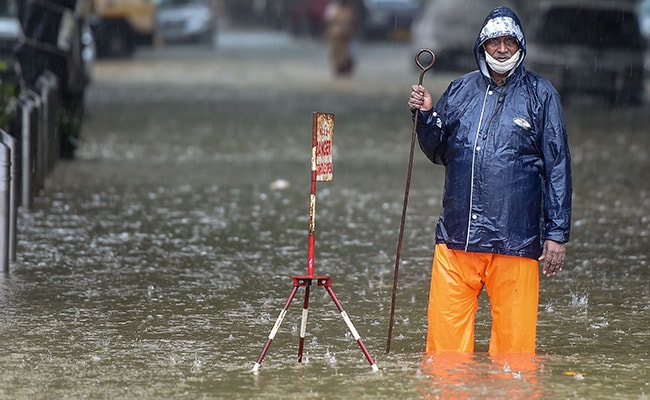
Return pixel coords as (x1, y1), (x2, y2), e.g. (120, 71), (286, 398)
(0, 29), (649, 399)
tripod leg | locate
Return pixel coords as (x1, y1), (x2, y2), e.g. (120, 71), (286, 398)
(252, 285), (300, 373)
(297, 280), (312, 363)
(322, 284), (379, 372)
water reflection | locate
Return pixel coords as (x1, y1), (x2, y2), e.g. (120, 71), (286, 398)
(419, 353), (542, 399)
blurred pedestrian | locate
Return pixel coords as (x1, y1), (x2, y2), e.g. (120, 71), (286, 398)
(407, 6), (572, 354)
(324, 0), (358, 77)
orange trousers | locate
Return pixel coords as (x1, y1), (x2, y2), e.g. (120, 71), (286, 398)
(427, 244), (539, 353)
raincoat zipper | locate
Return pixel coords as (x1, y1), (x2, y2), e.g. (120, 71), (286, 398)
(465, 84), (491, 251)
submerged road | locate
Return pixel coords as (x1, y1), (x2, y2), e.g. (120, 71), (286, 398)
(2, 28), (649, 400)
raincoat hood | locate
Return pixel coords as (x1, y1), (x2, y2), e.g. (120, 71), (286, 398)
(474, 6), (527, 79)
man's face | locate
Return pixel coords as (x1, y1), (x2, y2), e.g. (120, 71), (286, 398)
(484, 36), (519, 61)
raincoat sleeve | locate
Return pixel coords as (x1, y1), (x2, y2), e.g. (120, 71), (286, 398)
(415, 89), (450, 165)
(540, 91), (572, 243)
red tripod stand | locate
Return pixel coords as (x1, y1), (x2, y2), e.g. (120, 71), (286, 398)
(252, 112), (378, 373)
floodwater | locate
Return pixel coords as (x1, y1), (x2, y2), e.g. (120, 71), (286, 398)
(1, 30), (649, 399)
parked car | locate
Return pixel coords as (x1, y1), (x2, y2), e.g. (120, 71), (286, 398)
(410, 0), (518, 71)
(90, 0), (157, 58)
(526, 0), (646, 105)
(362, 0), (422, 40)
(156, 0), (217, 46)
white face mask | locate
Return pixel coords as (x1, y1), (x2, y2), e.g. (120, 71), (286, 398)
(485, 50), (521, 74)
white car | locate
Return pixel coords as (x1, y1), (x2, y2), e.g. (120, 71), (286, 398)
(156, 0), (217, 46)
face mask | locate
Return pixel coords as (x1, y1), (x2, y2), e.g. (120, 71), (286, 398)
(485, 50), (521, 74)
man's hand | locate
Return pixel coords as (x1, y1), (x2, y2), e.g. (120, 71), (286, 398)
(539, 240), (566, 277)
(408, 85), (433, 112)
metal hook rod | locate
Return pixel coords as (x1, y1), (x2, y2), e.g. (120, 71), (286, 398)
(386, 48), (435, 355)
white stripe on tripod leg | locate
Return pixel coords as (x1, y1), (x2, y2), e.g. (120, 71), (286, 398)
(269, 309), (288, 339)
(300, 308), (309, 338)
(340, 311), (361, 340)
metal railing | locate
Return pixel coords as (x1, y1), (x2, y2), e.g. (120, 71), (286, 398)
(0, 71), (61, 272)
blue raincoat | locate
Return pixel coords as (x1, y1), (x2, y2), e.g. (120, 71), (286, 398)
(416, 6), (572, 259)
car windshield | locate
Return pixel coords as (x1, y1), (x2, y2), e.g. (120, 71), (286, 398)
(536, 7), (644, 50)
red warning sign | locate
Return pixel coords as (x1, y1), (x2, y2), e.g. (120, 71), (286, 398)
(313, 113), (334, 182)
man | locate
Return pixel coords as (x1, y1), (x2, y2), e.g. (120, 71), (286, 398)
(408, 6), (571, 354)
